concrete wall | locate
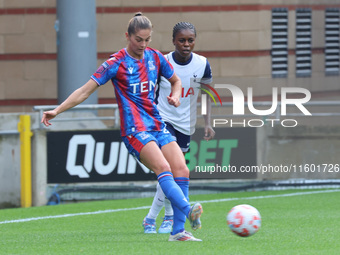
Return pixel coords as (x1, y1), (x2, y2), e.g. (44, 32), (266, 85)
(0, 130), (21, 208)
(0, 113), (37, 208)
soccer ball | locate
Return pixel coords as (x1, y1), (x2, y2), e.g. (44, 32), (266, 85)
(227, 204), (261, 237)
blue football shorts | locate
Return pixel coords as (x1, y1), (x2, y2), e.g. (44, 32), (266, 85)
(122, 128), (175, 160)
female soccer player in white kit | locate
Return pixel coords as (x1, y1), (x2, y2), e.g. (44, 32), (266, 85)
(142, 22), (215, 235)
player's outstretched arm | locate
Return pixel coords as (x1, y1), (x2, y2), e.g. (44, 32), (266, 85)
(41, 79), (99, 127)
(167, 73), (181, 107)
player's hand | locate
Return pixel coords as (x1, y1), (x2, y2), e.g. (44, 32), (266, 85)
(167, 96), (180, 107)
(204, 125), (215, 141)
(41, 110), (58, 127)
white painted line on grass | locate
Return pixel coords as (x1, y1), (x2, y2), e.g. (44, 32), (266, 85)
(0, 206), (151, 225)
(197, 189), (340, 204)
(1, 189), (339, 225)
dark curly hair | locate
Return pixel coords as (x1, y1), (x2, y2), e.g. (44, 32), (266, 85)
(172, 22), (196, 40)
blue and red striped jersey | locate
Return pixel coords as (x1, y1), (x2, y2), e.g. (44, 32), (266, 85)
(91, 47), (174, 136)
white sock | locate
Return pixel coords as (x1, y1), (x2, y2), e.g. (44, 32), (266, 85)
(164, 196), (173, 216)
(146, 183), (165, 220)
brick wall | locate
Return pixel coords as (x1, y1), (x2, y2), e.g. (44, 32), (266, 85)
(1, 0), (340, 112)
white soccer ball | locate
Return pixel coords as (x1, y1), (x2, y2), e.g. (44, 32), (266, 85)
(227, 204), (261, 237)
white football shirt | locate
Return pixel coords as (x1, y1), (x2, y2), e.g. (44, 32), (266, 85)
(156, 52), (212, 135)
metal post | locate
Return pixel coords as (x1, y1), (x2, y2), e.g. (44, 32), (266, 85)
(56, 0), (98, 104)
(18, 115), (33, 208)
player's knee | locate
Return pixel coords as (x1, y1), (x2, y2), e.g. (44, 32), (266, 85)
(157, 161), (172, 174)
(173, 163), (189, 178)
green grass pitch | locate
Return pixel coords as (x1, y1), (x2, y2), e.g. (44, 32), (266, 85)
(1, 189), (340, 255)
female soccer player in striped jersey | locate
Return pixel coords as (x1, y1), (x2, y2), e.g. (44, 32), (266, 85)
(142, 22), (215, 238)
(41, 13), (203, 242)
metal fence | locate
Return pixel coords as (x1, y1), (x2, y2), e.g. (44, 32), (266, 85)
(1, 101), (340, 135)
(33, 104), (120, 129)
(32, 100), (340, 128)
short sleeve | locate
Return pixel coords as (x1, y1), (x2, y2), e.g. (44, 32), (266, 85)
(202, 59), (213, 82)
(91, 56), (120, 86)
(157, 51), (174, 80)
